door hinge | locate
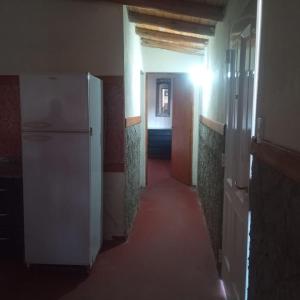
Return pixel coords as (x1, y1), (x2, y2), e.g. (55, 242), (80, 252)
(90, 127), (93, 136)
(221, 153), (225, 168)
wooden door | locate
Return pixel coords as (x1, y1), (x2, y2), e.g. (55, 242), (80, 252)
(222, 24), (256, 300)
(171, 74), (193, 185)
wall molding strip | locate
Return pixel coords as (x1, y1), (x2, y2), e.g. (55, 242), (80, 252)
(200, 115), (225, 136)
(125, 116), (141, 128)
(251, 139), (300, 183)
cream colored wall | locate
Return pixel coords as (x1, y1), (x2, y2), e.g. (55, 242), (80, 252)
(0, 0), (124, 75)
(257, 0), (300, 152)
(123, 7), (143, 118)
(203, 26), (228, 124)
(143, 47), (203, 73)
(203, 0), (254, 124)
(123, 7), (145, 187)
(103, 173), (126, 239)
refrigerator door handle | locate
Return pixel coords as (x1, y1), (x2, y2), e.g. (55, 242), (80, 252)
(23, 121), (52, 130)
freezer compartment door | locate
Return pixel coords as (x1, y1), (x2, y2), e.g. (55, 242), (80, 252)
(20, 74), (89, 132)
(22, 132), (90, 266)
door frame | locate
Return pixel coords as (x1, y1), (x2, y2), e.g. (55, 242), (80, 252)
(222, 15), (257, 300)
(144, 72), (194, 186)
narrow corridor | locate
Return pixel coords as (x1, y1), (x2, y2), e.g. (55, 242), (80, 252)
(62, 159), (224, 300)
(2, 160), (224, 300)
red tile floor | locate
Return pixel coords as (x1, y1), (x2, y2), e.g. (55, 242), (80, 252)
(1, 159), (225, 300)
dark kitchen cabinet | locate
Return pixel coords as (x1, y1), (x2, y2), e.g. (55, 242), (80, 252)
(0, 175), (24, 260)
(148, 129), (172, 160)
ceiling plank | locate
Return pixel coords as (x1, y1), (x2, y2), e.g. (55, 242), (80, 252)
(140, 35), (205, 50)
(128, 6), (217, 26)
(98, 0), (224, 21)
(136, 24), (208, 39)
(141, 38), (204, 55)
(136, 27), (208, 45)
(142, 42), (202, 56)
(129, 11), (215, 36)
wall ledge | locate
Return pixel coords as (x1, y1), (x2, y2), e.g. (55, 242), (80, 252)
(200, 115), (225, 136)
(125, 116), (141, 128)
(251, 139), (300, 183)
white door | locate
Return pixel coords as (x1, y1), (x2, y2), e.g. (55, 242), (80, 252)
(20, 74), (89, 131)
(88, 75), (103, 259)
(222, 24), (256, 300)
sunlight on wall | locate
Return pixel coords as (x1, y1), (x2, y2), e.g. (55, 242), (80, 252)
(188, 59), (214, 117)
(124, 7), (143, 118)
(129, 36), (143, 116)
(252, 0), (263, 138)
(142, 47), (203, 73)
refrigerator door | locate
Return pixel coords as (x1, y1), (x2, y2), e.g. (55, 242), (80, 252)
(20, 74), (89, 132)
(88, 75), (103, 261)
(22, 132), (90, 266)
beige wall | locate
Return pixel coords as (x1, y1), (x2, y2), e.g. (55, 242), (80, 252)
(123, 7), (143, 118)
(257, 0), (300, 152)
(203, 0), (255, 124)
(0, 0), (124, 75)
(143, 46), (203, 73)
(203, 25), (228, 123)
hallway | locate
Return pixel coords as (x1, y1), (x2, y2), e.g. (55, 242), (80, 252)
(62, 159), (224, 300)
(2, 160), (224, 300)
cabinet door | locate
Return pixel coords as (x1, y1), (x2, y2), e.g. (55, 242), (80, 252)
(0, 178), (23, 258)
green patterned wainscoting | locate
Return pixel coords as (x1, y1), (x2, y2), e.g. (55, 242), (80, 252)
(248, 156), (300, 300)
(125, 123), (141, 232)
(197, 120), (225, 273)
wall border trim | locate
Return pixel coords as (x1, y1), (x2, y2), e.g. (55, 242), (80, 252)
(125, 116), (141, 128)
(251, 139), (300, 183)
(200, 115), (225, 136)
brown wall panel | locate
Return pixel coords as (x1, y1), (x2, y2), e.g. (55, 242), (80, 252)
(99, 76), (125, 172)
(0, 76), (22, 158)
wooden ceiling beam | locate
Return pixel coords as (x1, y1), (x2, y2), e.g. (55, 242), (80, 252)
(145, 37), (204, 50)
(135, 27), (208, 45)
(141, 35), (205, 50)
(141, 38), (204, 55)
(129, 11), (215, 36)
(98, 0), (224, 21)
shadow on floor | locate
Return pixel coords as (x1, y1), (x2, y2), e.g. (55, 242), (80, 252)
(0, 258), (86, 300)
(0, 159), (225, 300)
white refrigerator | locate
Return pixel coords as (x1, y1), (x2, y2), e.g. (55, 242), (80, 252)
(20, 74), (103, 268)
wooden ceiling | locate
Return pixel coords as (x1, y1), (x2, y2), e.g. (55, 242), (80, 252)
(99, 0), (228, 55)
